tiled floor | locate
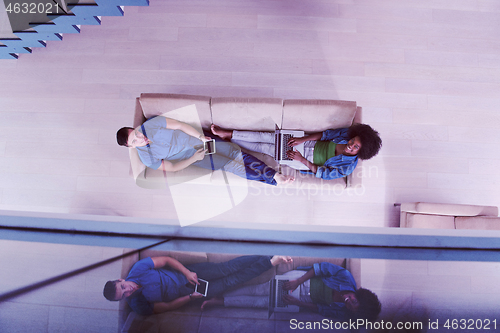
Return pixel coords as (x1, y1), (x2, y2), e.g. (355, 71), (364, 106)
(1, 0), (499, 228)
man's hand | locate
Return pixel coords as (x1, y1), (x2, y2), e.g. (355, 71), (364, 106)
(192, 148), (206, 161)
(287, 149), (305, 162)
(202, 136), (212, 142)
(283, 279), (300, 292)
(190, 292), (204, 299)
(288, 137), (304, 147)
(282, 294), (301, 306)
(185, 271), (199, 285)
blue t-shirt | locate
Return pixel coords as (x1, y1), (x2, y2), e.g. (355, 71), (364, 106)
(136, 116), (202, 170)
(126, 257), (189, 315)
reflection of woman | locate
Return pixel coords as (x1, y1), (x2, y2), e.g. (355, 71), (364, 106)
(116, 116), (294, 186)
(201, 263), (381, 322)
(211, 124), (382, 180)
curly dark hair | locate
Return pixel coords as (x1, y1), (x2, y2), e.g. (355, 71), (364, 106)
(103, 280), (120, 301)
(348, 124), (382, 160)
(354, 288), (382, 322)
(116, 127), (134, 147)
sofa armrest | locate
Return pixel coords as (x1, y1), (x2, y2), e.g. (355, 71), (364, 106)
(133, 97), (147, 128)
(346, 159), (362, 188)
(401, 202), (498, 217)
(345, 258), (361, 289)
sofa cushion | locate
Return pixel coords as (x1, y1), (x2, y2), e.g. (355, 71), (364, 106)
(211, 97), (283, 131)
(285, 167), (347, 189)
(139, 93), (212, 129)
(121, 250), (141, 279)
(282, 99), (356, 132)
(205, 253), (277, 285)
(455, 216), (500, 230)
(406, 213), (455, 229)
(276, 257), (345, 275)
(140, 250), (208, 265)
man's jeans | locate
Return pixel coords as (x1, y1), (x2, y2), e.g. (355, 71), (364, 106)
(195, 132), (277, 186)
(180, 256), (273, 298)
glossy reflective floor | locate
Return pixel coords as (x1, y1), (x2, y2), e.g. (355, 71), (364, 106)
(2, 238), (500, 333)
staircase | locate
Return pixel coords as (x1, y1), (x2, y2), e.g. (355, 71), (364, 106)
(0, 0), (149, 59)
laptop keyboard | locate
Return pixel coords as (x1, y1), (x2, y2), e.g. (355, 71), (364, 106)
(281, 134), (293, 161)
(277, 279), (289, 307)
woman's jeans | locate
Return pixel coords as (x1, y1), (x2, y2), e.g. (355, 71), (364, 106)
(231, 130), (275, 156)
(231, 130), (315, 164)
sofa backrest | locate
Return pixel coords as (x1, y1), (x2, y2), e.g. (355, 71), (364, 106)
(211, 97), (284, 131)
(139, 93), (212, 129)
(282, 99), (357, 132)
(455, 216), (500, 230)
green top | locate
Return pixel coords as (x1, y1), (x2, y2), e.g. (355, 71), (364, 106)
(313, 141), (337, 166)
(310, 277), (333, 304)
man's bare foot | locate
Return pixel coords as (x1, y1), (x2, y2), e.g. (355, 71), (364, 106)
(274, 173), (295, 185)
(211, 124), (233, 140)
(201, 297), (224, 310)
(270, 255), (293, 266)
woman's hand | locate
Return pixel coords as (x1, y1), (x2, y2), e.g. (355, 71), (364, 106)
(185, 271), (199, 286)
(282, 294), (301, 306)
(283, 279), (300, 292)
(288, 137), (305, 147)
(287, 149), (305, 162)
(192, 148), (206, 161)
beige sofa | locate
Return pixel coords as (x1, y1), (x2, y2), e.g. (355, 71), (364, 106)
(399, 202), (499, 229)
(130, 93), (363, 191)
(119, 249), (361, 333)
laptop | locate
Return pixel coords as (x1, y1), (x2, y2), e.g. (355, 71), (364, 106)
(268, 275), (300, 318)
(274, 128), (309, 170)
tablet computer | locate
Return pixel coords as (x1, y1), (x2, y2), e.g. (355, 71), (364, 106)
(195, 278), (209, 297)
(204, 139), (216, 155)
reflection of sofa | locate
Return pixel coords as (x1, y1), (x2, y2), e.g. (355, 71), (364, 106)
(130, 93), (363, 190)
(119, 249), (361, 333)
(399, 202), (499, 229)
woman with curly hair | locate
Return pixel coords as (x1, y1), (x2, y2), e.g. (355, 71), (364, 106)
(201, 262), (382, 322)
(211, 123), (382, 180)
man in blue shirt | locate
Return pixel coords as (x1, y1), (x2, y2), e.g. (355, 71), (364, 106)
(116, 116), (295, 185)
(103, 255), (292, 315)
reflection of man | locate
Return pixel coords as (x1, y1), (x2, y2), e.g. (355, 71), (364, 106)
(103, 255), (292, 315)
(116, 116), (294, 185)
(202, 262), (381, 322)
